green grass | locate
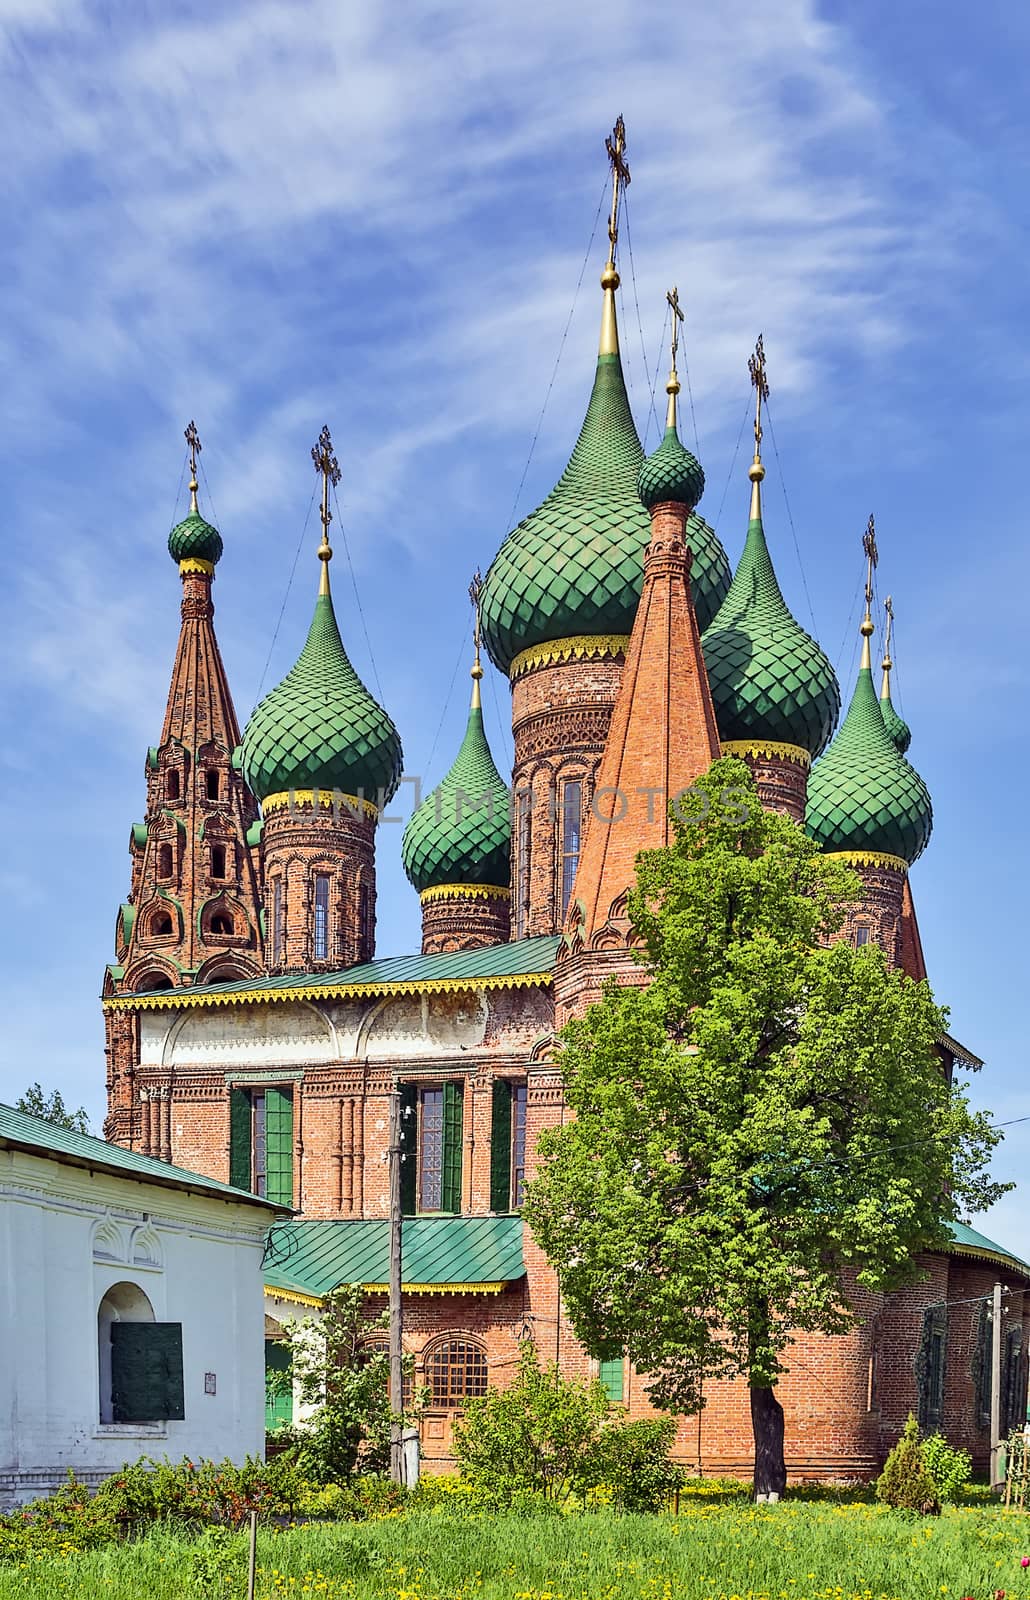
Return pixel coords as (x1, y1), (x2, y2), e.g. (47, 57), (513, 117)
(1, 1502), (1029, 1600)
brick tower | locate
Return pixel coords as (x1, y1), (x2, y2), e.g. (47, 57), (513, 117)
(556, 320), (722, 1021)
(240, 427), (402, 973)
(402, 583), (511, 953)
(702, 338), (839, 823)
(104, 423), (265, 1142)
(479, 119), (729, 940)
(805, 520), (933, 965)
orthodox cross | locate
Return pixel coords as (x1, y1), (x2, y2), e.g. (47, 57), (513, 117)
(468, 571), (485, 700)
(749, 334), (769, 457)
(882, 594), (895, 674)
(604, 116), (630, 266)
(666, 286), (684, 377)
(863, 513), (878, 608)
(185, 419), (202, 513)
(312, 424), (341, 540)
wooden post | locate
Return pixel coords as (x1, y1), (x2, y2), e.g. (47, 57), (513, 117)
(247, 1508), (257, 1600)
(990, 1280), (1003, 1487)
(389, 1085), (404, 1486)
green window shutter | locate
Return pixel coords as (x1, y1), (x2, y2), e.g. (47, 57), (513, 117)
(111, 1323), (185, 1422)
(399, 1083), (417, 1217)
(441, 1080), (464, 1214)
(265, 1340), (293, 1431)
(229, 1087), (252, 1191)
(265, 1088), (294, 1208)
(599, 1356), (624, 1402)
(490, 1078), (512, 1212)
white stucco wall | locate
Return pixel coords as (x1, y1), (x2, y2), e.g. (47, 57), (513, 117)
(0, 1145), (271, 1508)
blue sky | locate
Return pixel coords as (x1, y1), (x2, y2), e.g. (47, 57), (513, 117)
(1, 0), (1027, 1256)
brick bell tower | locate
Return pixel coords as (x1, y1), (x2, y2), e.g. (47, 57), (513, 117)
(401, 579), (511, 953)
(240, 426), (403, 974)
(478, 119), (730, 941)
(701, 337), (840, 824)
(805, 517), (933, 969)
(556, 314), (723, 1022)
(104, 423), (265, 1143)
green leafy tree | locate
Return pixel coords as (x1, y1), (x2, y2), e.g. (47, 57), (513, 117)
(16, 1082), (90, 1134)
(525, 758), (1006, 1498)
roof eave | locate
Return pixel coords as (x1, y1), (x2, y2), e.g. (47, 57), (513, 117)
(0, 1134), (288, 1213)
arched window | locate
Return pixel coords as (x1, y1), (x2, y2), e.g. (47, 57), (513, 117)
(134, 969), (173, 993)
(854, 924), (872, 949)
(151, 910), (174, 937)
(205, 770), (220, 800)
(157, 842), (174, 880)
(165, 770), (180, 801)
(272, 878), (284, 965)
(560, 779), (583, 916)
(427, 1340), (487, 1408)
(313, 873), (330, 961)
(210, 844), (226, 879)
(211, 913), (233, 936)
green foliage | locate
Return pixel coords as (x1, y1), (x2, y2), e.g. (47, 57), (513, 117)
(15, 1083), (90, 1133)
(452, 1343), (683, 1511)
(875, 1414), (941, 1513)
(525, 758), (1007, 1428)
(920, 1430), (972, 1503)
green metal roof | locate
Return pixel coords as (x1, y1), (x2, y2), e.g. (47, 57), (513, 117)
(702, 509), (840, 757)
(242, 590), (402, 805)
(106, 934), (562, 1009)
(168, 510), (223, 567)
(0, 1102), (282, 1210)
(264, 1215), (526, 1301)
(638, 423), (704, 512)
(402, 701), (510, 893)
(480, 350), (730, 673)
(806, 666), (932, 864)
(949, 1220), (1030, 1279)
(880, 687), (912, 755)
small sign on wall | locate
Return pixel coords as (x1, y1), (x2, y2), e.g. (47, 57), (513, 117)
(204, 1372), (217, 1396)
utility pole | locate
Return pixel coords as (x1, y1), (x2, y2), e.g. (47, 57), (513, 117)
(388, 1085), (404, 1486)
(990, 1280), (1004, 1487)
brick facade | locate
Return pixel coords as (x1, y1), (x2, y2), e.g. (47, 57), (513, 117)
(261, 797), (377, 973)
(722, 742), (810, 825)
(419, 888), (511, 955)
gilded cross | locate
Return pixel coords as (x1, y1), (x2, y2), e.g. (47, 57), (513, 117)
(184, 420), (202, 513)
(863, 513), (878, 605)
(311, 424), (341, 537)
(748, 334), (769, 456)
(605, 116), (630, 264)
(666, 286), (684, 373)
(882, 595), (895, 676)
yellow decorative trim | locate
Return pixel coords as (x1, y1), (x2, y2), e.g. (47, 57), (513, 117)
(948, 1244), (1030, 1279)
(266, 1280), (509, 1306)
(179, 557), (215, 577)
(104, 970), (553, 1013)
(262, 790), (380, 821)
(824, 850), (908, 874)
(509, 634), (630, 683)
(721, 739), (811, 770)
(420, 883), (511, 905)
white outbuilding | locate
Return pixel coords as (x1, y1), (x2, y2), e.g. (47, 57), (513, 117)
(0, 1101), (283, 1508)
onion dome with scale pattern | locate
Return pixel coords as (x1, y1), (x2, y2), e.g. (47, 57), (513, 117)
(879, 599), (912, 754)
(805, 618), (932, 865)
(241, 518), (402, 808)
(637, 380), (705, 511)
(402, 663), (510, 896)
(702, 417), (839, 759)
(169, 511), (223, 568)
(479, 266), (729, 674)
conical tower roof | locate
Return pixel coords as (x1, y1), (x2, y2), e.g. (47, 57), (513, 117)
(806, 623), (932, 866)
(242, 443), (402, 806)
(402, 672), (510, 894)
(702, 341), (839, 757)
(479, 248), (728, 673)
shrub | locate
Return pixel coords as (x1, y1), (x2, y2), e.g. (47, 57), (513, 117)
(875, 1414), (940, 1514)
(920, 1432), (972, 1503)
(593, 1417), (686, 1512)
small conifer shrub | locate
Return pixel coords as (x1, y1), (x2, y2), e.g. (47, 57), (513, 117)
(876, 1414), (941, 1514)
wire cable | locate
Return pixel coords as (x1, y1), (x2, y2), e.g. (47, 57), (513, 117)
(254, 486), (317, 706)
(714, 395), (752, 534)
(763, 400), (818, 638)
(620, 194), (663, 447)
(330, 480), (386, 704)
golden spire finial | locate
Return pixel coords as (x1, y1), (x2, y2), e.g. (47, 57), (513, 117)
(468, 570), (484, 710)
(747, 335), (769, 520)
(860, 513), (878, 670)
(311, 424), (341, 597)
(665, 286), (684, 431)
(184, 420), (202, 515)
(599, 116), (630, 356)
(880, 594), (895, 699)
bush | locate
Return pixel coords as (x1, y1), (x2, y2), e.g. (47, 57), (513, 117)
(875, 1415), (940, 1514)
(920, 1432), (972, 1503)
(452, 1343), (684, 1512)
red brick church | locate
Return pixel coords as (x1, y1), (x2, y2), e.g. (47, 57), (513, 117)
(102, 127), (1028, 1478)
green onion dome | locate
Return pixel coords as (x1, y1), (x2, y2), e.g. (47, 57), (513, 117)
(242, 589), (402, 806)
(702, 475), (840, 758)
(806, 660), (932, 865)
(880, 691), (912, 755)
(168, 511), (223, 567)
(638, 421), (705, 511)
(479, 346), (729, 673)
(401, 683), (510, 894)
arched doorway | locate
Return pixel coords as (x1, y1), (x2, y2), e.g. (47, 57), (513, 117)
(97, 1281), (154, 1423)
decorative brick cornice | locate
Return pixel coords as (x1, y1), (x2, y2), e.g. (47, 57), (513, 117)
(509, 634), (629, 683)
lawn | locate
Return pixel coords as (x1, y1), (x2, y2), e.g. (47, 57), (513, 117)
(1, 1500), (1029, 1600)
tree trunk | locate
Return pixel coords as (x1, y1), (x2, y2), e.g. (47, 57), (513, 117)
(750, 1383), (786, 1499)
